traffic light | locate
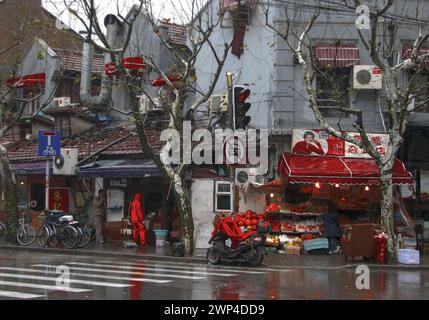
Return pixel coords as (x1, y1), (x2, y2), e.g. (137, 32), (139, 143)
(233, 86), (251, 130)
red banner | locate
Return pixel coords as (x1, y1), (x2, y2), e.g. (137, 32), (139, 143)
(49, 188), (69, 212)
(292, 129), (389, 158)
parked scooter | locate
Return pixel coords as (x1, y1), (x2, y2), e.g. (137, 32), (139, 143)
(207, 216), (271, 266)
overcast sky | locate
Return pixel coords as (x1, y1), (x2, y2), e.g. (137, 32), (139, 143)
(42, 0), (200, 33)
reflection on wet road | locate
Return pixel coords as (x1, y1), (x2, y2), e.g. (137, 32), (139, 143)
(0, 249), (428, 300)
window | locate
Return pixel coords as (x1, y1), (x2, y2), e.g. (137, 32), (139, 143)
(215, 181), (233, 212)
(55, 117), (71, 138)
(316, 68), (352, 118)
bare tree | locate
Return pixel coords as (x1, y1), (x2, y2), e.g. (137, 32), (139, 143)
(263, 0), (429, 259)
(64, 0), (231, 254)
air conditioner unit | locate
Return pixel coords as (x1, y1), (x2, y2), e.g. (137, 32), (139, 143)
(53, 148), (78, 175)
(208, 94), (228, 118)
(353, 65), (382, 90)
(53, 97), (71, 107)
(138, 95), (162, 114)
(235, 168), (259, 186)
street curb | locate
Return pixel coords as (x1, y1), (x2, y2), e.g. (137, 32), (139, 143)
(1, 244), (428, 270)
(0, 244), (207, 264)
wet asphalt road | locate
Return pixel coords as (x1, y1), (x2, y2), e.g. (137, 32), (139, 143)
(0, 249), (428, 300)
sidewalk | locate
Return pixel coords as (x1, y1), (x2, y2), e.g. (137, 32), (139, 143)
(1, 241), (428, 270)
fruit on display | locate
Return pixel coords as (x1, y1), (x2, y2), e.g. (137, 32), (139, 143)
(233, 210), (265, 232)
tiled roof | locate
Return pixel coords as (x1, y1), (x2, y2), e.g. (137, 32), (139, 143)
(54, 48), (104, 73)
(8, 126), (165, 162)
(161, 23), (187, 46)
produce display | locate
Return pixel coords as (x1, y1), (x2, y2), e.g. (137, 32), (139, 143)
(232, 210), (265, 232)
(266, 199), (326, 216)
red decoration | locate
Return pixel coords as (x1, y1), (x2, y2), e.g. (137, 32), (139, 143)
(150, 75), (182, 87)
(104, 62), (119, 76)
(123, 56), (145, 70)
(49, 188), (69, 212)
(373, 233), (388, 264)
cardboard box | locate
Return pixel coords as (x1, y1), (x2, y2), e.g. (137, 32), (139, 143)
(286, 246), (301, 255)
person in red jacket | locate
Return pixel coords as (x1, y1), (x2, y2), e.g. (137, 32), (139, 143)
(131, 193), (146, 246)
(292, 131), (325, 155)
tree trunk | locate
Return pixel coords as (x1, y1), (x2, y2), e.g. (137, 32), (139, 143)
(380, 161), (396, 262)
(171, 172), (194, 256)
(0, 147), (18, 242)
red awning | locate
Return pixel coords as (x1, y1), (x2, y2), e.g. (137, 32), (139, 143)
(6, 73), (46, 89)
(315, 44), (360, 67)
(278, 153), (413, 186)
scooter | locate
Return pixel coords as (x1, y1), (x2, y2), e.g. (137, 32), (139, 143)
(206, 217), (271, 266)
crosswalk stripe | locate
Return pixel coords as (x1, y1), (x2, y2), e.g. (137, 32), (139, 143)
(0, 271), (131, 288)
(32, 264), (206, 280)
(98, 259), (293, 273)
(0, 267), (172, 284)
(96, 260), (265, 274)
(66, 262), (238, 277)
(0, 280), (90, 293)
(0, 290), (44, 299)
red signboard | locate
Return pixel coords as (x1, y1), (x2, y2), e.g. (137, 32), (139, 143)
(49, 188), (69, 212)
(292, 129), (389, 158)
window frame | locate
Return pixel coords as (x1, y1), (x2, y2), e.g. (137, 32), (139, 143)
(315, 67), (352, 118)
(214, 181), (233, 213)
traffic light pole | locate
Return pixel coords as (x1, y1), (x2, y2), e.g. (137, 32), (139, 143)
(226, 72), (237, 213)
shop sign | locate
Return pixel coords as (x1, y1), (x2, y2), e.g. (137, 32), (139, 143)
(49, 188), (69, 212)
(292, 129), (389, 158)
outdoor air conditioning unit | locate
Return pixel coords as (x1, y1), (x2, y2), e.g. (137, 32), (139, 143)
(208, 94), (228, 118)
(53, 148), (78, 176)
(139, 95), (162, 114)
(53, 97), (71, 107)
(235, 168), (259, 186)
(353, 65), (383, 90)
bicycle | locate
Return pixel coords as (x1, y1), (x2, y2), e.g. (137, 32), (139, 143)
(37, 211), (80, 249)
(16, 214), (37, 246)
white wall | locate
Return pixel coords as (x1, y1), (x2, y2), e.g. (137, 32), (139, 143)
(192, 179), (215, 249)
(238, 185), (266, 214)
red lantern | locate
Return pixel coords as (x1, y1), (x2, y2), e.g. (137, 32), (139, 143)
(123, 56), (145, 70)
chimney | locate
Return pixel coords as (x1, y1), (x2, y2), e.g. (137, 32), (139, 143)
(80, 14), (123, 108)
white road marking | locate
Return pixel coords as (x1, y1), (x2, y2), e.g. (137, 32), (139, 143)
(0, 280), (90, 293)
(0, 272), (130, 288)
(0, 267), (171, 284)
(32, 264), (206, 280)
(95, 260), (266, 274)
(66, 262), (239, 277)
(0, 290), (45, 299)
(98, 259), (293, 273)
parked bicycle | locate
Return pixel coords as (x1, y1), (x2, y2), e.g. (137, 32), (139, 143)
(37, 210), (88, 249)
(16, 213), (37, 246)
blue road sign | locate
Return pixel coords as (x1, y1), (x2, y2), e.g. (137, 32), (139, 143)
(38, 130), (61, 157)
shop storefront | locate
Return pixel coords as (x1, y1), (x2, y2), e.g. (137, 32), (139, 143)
(233, 129), (415, 261)
(79, 159), (181, 245)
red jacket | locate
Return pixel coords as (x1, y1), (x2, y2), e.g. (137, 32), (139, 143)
(131, 193), (144, 223)
(292, 141), (324, 155)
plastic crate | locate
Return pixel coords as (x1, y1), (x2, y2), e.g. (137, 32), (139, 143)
(398, 249), (420, 265)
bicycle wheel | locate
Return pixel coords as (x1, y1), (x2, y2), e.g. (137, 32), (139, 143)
(37, 225), (50, 247)
(16, 225), (37, 246)
(87, 221), (96, 241)
(60, 226), (79, 249)
(77, 226), (91, 248)
(48, 224), (60, 247)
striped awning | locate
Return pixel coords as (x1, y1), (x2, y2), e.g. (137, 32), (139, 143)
(315, 44), (360, 68)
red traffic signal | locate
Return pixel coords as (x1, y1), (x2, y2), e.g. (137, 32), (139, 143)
(233, 86), (252, 130)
